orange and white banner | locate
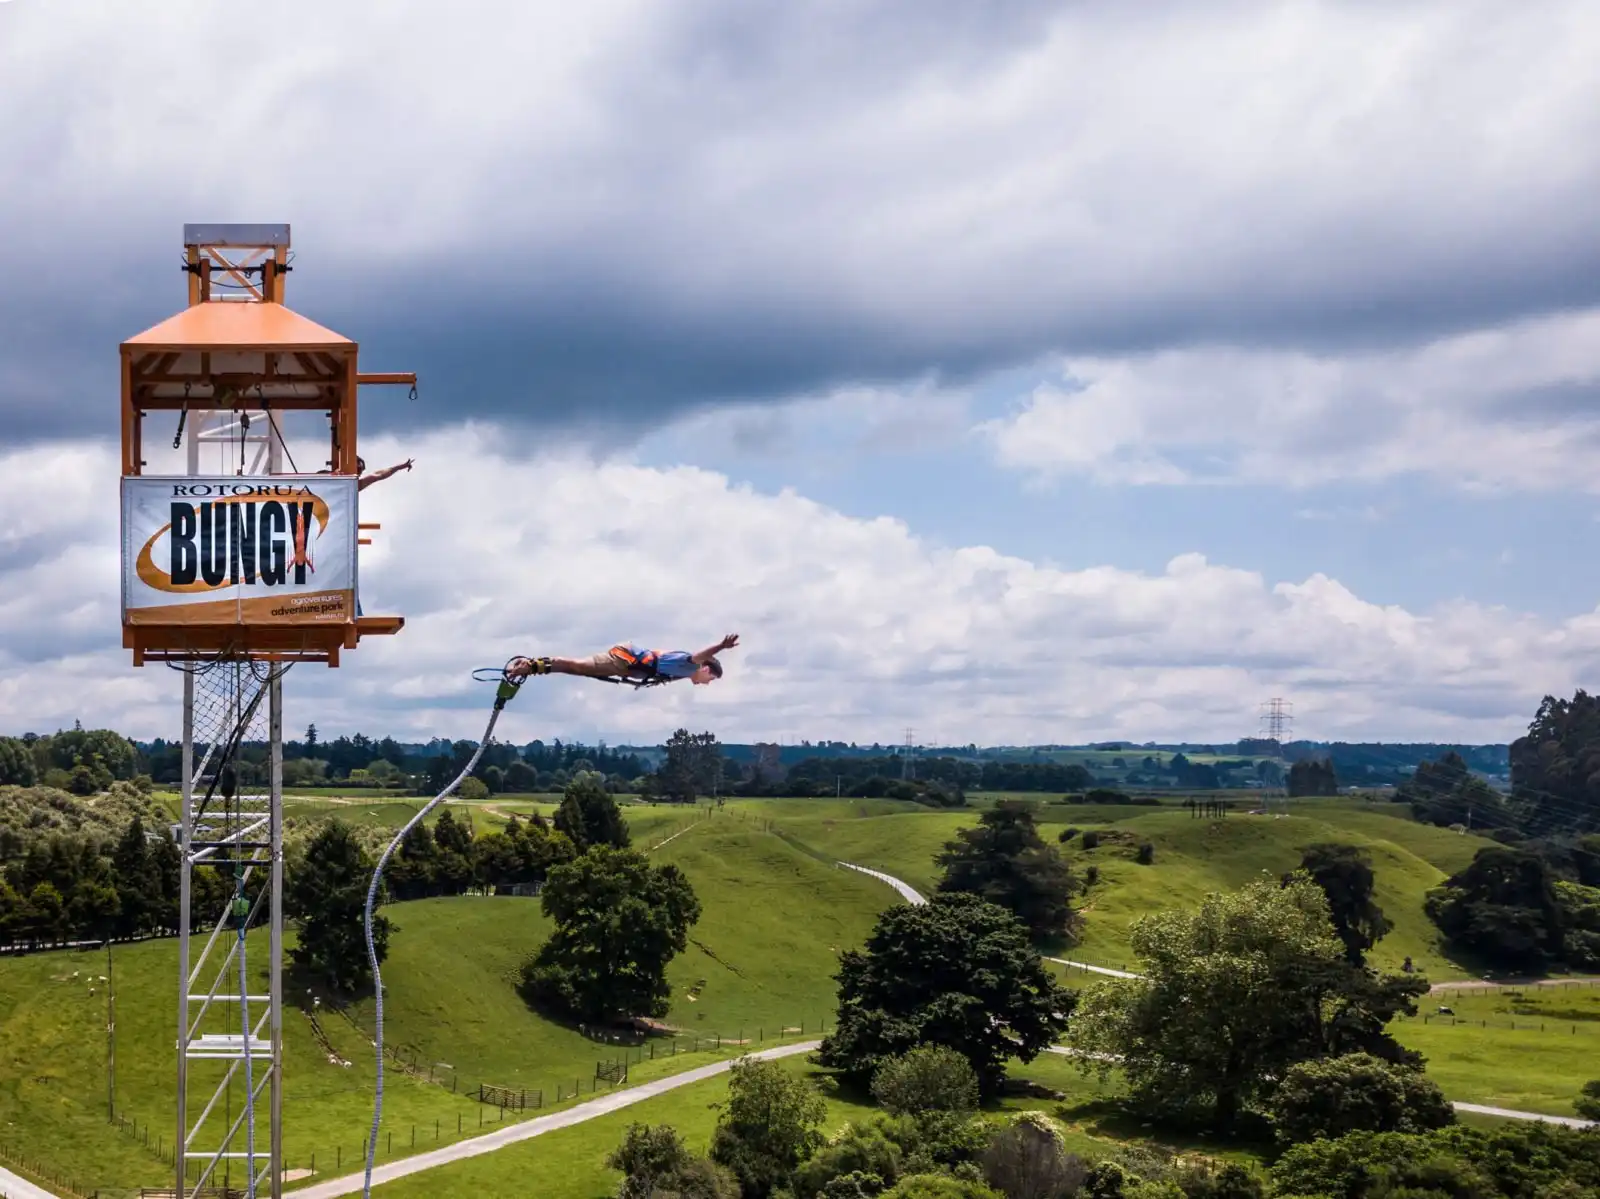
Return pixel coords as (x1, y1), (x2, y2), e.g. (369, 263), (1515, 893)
(121, 476), (357, 625)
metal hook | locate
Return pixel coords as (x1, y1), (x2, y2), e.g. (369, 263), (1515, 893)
(408, 383), (418, 402)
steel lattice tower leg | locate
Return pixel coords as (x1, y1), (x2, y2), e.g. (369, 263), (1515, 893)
(175, 661), (285, 1198)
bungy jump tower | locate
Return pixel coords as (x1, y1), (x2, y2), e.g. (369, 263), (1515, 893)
(117, 224), (415, 1198)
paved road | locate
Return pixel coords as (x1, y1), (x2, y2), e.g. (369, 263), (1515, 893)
(292, 1041), (823, 1198)
(0, 1165), (60, 1199)
(1452, 1102), (1595, 1128)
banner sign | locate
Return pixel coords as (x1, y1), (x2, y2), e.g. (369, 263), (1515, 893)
(121, 476), (358, 626)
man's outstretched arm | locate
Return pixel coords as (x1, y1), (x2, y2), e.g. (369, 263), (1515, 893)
(358, 458), (415, 491)
(691, 633), (739, 665)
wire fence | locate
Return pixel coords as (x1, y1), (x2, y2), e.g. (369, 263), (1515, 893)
(0, 1138), (100, 1197)
(88, 1021), (826, 1194)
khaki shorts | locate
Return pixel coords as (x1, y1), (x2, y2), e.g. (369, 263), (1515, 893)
(588, 648), (629, 672)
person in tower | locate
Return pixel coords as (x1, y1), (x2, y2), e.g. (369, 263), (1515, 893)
(506, 634), (739, 686)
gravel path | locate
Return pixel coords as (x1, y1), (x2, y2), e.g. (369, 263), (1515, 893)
(0, 1165), (62, 1199)
(290, 1041), (822, 1198)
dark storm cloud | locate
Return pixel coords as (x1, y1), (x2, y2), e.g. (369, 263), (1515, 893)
(5, 0), (1600, 445)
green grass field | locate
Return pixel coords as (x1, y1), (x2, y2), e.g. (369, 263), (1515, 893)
(0, 813), (888, 1195)
(0, 791), (1558, 1196)
(368, 1051), (1191, 1199)
(752, 798), (1498, 979)
(1390, 984), (1600, 1116)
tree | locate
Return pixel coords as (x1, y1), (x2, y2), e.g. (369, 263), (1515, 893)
(286, 820), (389, 996)
(1424, 846), (1566, 972)
(708, 1056), (828, 1199)
(871, 1046), (980, 1117)
(518, 846), (700, 1024)
(111, 817), (160, 939)
(1290, 844), (1393, 966)
(0, 737), (37, 786)
(1271, 1053), (1454, 1143)
(553, 773), (631, 852)
(1287, 758), (1339, 797)
(1068, 875), (1417, 1133)
(818, 892), (1071, 1097)
(432, 808), (476, 894)
(657, 730), (725, 803)
(609, 1123), (740, 1199)
(933, 802), (1079, 942)
(1509, 689), (1600, 836)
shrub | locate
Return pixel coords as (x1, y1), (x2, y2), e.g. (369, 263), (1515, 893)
(979, 1112), (1087, 1199)
(793, 1125), (902, 1199)
(1084, 865), (1100, 888)
(872, 1046), (981, 1117)
(875, 1113), (991, 1175)
(1058, 828), (1080, 844)
(609, 1123), (740, 1199)
(1272, 1053), (1455, 1144)
(821, 1173), (886, 1199)
(1171, 1161), (1266, 1199)
(458, 775), (489, 801)
(1081, 831), (1101, 850)
(1576, 1079), (1600, 1121)
(1135, 842), (1155, 865)
(882, 1175), (1000, 1199)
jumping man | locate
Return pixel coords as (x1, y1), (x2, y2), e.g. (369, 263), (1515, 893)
(507, 634), (739, 686)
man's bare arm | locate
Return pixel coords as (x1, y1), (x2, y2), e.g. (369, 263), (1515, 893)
(358, 458), (415, 491)
(691, 633), (739, 665)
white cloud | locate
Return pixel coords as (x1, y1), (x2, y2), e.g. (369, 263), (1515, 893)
(978, 307), (1600, 491)
(2, 430), (1596, 747)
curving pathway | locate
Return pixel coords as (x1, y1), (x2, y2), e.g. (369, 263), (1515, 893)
(837, 862), (1141, 979)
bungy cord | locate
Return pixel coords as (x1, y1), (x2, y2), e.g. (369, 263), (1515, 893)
(360, 667), (524, 1196)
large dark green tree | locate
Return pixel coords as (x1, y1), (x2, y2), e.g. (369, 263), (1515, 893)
(1424, 846), (1567, 972)
(554, 774), (632, 851)
(817, 891), (1070, 1097)
(1289, 844), (1393, 966)
(287, 820), (390, 996)
(519, 846), (700, 1024)
(1510, 689), (1600, 835)
(933, 801), (1078, 942)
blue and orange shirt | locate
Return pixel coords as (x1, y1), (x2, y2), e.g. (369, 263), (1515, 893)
(612, 644), (699, 680)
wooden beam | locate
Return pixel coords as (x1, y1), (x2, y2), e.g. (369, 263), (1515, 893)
(356, 373), (417, 387)
(120, 351), (136, 475)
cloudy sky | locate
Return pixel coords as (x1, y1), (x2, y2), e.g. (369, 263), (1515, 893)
(4, 0), (1600, 748)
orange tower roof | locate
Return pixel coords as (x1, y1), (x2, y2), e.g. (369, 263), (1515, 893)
(123, 301), (354, 352)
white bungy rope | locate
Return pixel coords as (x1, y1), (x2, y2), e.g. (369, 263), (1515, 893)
(361, 699), (506, 1196)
